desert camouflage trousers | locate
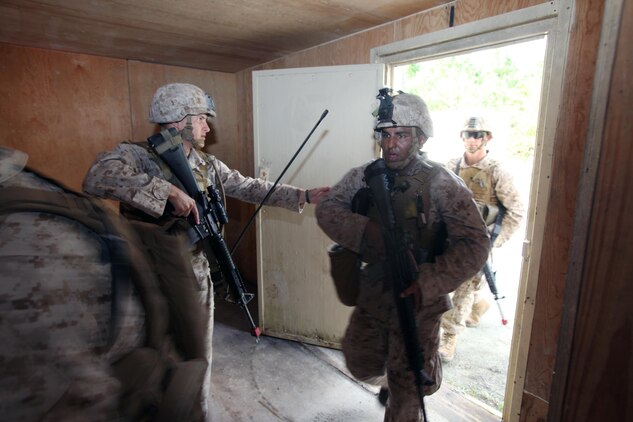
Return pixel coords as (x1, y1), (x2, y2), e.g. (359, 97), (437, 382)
(441, 273), (485, 336)
(190, 250), (215, 422)
(342, 266), (444, 422)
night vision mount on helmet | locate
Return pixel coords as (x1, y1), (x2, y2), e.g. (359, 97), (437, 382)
(373, 88), (434, 138)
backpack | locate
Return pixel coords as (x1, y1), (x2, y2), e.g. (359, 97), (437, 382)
(0, 171), (206, 421)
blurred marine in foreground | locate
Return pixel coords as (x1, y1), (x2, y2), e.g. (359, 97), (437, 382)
(0, 146), (207, 420)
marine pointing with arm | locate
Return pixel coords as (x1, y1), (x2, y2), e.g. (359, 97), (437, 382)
(83, 82), (329, 421)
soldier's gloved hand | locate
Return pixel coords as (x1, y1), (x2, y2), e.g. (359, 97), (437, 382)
(361, 220), (385, 264)
(168, 184), (200, 224)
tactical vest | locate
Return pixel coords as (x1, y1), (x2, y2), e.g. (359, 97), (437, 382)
(454, 160), (501, 227)
(454, 160), (498, 207)
(366, 160), (447, 264)
(0, 173), (207, 420)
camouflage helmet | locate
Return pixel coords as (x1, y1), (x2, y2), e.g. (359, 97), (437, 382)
(373, 89), (434, 138)
(149, 83), (216, 124)
(460, 116), (492, 137)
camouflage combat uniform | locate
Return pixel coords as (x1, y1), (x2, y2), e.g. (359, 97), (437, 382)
(0, 148), (145, 420)
(316, 153), (490, 422)
(441, 154), (524, 337)
(83, 141), (305, 416)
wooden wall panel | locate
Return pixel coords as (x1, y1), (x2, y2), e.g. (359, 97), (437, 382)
(520, 0), (605, 413)
(394, 4), (451, 38)
(0, 44), (130, 191)
(561, 0), (632, 419)
(0, 43), (251, 281)
(521, 391), (549, 422)
(455, 0), (545, 23)
(258, 24), (395, 70)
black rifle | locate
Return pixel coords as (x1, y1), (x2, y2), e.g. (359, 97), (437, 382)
(483, 205), (507, 325)
(148, 128), (261, 340)
(364, 159), (433, 421)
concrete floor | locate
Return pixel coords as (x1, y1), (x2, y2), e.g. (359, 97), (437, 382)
(210, 299), (501, 422)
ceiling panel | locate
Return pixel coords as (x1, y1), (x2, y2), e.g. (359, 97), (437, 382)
(0, 0), (444, 72)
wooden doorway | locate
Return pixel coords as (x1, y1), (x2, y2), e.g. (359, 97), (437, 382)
(371, 1), (574, 419)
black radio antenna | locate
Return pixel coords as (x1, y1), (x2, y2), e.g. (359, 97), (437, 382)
(230, 109), (329, 255)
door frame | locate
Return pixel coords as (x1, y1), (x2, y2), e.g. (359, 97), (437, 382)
(369, 2), (574, 420)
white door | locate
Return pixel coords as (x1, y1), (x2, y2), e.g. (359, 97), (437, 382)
(253, 64), (384, 347)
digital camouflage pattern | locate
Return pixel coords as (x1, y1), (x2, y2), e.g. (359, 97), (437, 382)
(149, 83), (216, 124)
(316, 153), (490, 421)
(446, 154), (523, 247)
(0, 147), (145, 420)
(375, 92), (434, 138)
(443, 153), (524, 338)
(461, 116), (490, 133)
(83, 141), (305, 419)
(83, 143), (304, 220)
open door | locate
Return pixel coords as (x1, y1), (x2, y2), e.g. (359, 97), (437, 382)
(253, 64), (384, 348)
(370, 1), (573, 420)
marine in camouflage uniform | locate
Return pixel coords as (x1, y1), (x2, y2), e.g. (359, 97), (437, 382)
(0, 147), (145, 420)
(439, 117), (524, 362)
(316, 91), (489, 421)
(82, 83), (330, 420)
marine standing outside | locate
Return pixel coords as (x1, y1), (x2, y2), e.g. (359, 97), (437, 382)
(83, 83), (329, 419)
(438, 117), (524, 362)
(316, 90), (489, 421)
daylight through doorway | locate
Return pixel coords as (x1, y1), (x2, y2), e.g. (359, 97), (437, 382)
(391, 37), (546, 414)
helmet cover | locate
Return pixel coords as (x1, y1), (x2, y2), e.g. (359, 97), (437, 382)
(373, 89), (434, 138)
(149, 83), (216, 124)
(461, 116), (491, 136)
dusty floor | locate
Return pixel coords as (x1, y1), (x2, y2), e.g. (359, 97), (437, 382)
(209, 234), (523, 421)
(211, 298), (502, 421)
(440, 234), (523, 413)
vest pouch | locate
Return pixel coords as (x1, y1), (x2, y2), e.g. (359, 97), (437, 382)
(328, 243), (361, 306)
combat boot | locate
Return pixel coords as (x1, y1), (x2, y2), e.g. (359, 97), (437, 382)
(438, 332), (457, 362)
(466, 298), (491, 327)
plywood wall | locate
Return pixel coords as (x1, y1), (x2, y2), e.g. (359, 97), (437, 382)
(520, 0), (605, 415)
(235, 0), (608, 420)
(0, 44), (131, 191)
(556, 0), (632, 420)
(0, 44), (257, 279)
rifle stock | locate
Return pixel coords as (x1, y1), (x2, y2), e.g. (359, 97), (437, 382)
(364, 159), (432, 420)
(148, 128), (261, 340)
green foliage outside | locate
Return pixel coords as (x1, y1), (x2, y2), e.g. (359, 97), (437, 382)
(394, 39), (545, 162)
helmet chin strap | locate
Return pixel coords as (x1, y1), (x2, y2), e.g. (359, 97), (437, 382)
(178, 115), (206, 150)
(180, 115), (194, 143)
(465, 139), (488, 154)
